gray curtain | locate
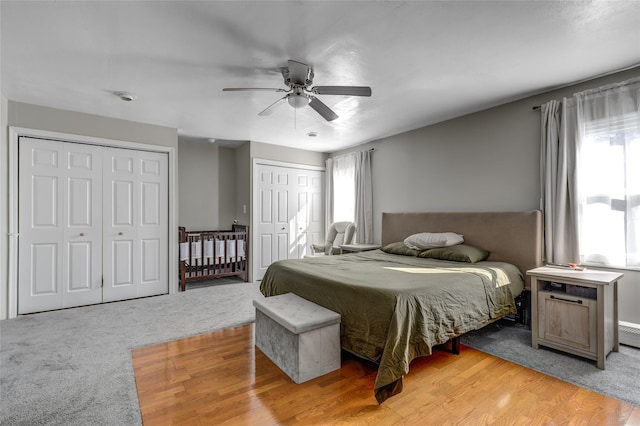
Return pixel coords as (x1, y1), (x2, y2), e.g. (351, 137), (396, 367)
(324, 158), (334, 230)
(540, 99), (580, 263)
(326, 149), (374, 244)
(354, 150), (373, 243)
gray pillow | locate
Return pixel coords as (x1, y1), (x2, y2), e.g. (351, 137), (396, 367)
(381, 241), (422, 256)
(419, 244), (490, 263)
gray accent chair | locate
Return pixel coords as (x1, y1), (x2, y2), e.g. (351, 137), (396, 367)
(310, 221), (356, 255)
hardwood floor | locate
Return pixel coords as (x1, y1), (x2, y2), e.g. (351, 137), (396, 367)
(132, 324), (640, 425)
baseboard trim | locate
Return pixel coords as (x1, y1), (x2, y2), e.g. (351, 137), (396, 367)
(619, 321), (640, 348)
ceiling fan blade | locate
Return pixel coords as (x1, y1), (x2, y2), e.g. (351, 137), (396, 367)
(287, 60), (312, 85)
(309, 96), (339, 121)
(258, 96), (288, 116)
(312, 86), (372, 96)
(223, 87), (286, 92)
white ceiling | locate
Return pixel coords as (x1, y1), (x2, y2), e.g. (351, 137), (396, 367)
(2, 1), (639, 152)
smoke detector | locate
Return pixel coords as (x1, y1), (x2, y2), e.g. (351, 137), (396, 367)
(114, 91), (136, 102)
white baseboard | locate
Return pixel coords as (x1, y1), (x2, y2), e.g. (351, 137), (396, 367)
(619, 321), (640, 348)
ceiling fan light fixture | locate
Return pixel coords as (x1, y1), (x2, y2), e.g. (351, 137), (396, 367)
(287, 93), (310, 109)
(223, 59), (371, 122)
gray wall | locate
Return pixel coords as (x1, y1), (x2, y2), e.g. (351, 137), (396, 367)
(0, 96), (8, 320)
(218, 146), (237, 228)
(178, 141), (220, 230)
(1, 101), (178, 319)
(332, 67), (640, 325)
(7, 101), (177, 148)
(235, 142), (251, 226)
(250, 141), (327, 168)
(177, 141), (238, 230)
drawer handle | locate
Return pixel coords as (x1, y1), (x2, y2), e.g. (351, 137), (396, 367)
(550, 295), (583, 304)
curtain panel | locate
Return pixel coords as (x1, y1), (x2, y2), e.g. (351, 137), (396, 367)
(326, 149), (374, 244)
(354, 150), (373, 243)
(540, 99), (580, 264)
(540, 76), (640, 267)
(325, 158), (334, 229)
(575, 77), (640, 267)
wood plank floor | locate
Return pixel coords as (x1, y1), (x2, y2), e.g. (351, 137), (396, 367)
(132, 324), (640, 425)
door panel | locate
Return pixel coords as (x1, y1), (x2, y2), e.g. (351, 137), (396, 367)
(113, 240), (134, 287)
(31, 243), (58, 295)
(103, 149), (137, 301)
(141, 239), (160, 283)
(19, 138), (102, 314)
(141, 182), (160, 225)
(103, 148), (168, 302)
(137, 151), (168, 297)
(112, 180), (134, 226)
(68, 241), (92, 291)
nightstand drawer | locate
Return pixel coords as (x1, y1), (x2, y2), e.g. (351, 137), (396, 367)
(538, 291), (597, 354)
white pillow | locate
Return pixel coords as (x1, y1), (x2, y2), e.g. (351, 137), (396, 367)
(403, 232), (464, 250)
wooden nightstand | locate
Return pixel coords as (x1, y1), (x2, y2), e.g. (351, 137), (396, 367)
(339, 243), (381, 253)
(527, 266), (623, 369)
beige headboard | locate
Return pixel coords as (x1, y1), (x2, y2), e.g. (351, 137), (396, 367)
(381, 211), (543, 290)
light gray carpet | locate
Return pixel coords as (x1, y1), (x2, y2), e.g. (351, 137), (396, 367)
(461, 320), (640, 408)
(3, 287), (639, 426)
(1, 280), (263, 426)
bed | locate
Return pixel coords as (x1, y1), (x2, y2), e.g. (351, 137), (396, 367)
(179, 224), (249, 291)
(260, 211), (543, 403)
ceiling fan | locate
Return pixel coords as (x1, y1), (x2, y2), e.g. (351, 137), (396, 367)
(223, 60), (372, 121)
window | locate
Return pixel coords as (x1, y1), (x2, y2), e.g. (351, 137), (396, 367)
(331, 154), (356, 222)
(579, 113), (640, 268)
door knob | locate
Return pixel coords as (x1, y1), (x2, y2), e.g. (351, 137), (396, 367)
(79, 233), (84, 236)
(118, 232), (123, 236)
(281, 227), (285, 231)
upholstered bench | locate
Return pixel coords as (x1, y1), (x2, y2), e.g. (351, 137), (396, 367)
(253, 293), (341, 384)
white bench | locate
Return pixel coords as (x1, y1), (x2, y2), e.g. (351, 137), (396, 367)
(253, 293), (341, 384)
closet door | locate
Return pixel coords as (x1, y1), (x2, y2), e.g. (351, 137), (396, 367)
(18, 138), (103, 314)
(291, 169), (324, 259)
(102, 148), (168, 302)
(256, 165), (291, 280)
(254, 163), (324, 280)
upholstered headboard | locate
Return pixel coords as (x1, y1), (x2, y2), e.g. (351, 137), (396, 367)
(381, 211), (543, 289)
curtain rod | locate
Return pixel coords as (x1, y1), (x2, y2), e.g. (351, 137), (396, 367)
(532, 105), (541, 111)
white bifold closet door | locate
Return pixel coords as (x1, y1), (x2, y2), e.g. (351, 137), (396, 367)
(255, 164), (324, 280)
(102, 147), (168, 302)
(18, 138), (103, 313)
(18, 137), (168, 314)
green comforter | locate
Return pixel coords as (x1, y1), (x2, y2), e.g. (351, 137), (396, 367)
(259, 250), (522, 403)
